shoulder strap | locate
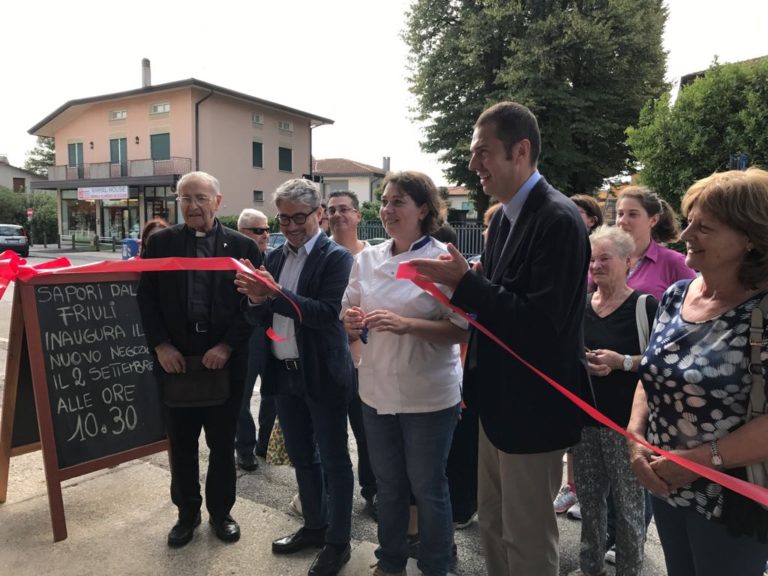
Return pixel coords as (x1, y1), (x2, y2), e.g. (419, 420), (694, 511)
(748, 294), (768, 418)
(636, 294), (650, 351)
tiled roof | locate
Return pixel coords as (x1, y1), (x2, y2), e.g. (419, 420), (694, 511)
(313, 158), (385, 176)
(30, 78), (333, 136)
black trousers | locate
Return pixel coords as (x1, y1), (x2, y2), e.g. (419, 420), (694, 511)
(446, 402), (479, 523)
(164, 351), (246, 523)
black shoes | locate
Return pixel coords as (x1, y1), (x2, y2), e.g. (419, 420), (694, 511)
(272, 526), (327, 554)
(308, 543), (351, 576)
(237, 451), (259, 471)
(255, 444), (268, 459)
(210, 514), (241, 542)
(167, 512), (201, 548)
(167, 512), (240, 546)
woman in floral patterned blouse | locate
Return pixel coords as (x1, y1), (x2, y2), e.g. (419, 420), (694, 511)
(627, 168), (768, 576)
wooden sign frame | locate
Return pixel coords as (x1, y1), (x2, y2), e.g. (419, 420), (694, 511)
(0, 272), (167, 541)
(0, 287), (40, 500)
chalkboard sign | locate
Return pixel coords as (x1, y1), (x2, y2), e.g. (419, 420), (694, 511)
(0, 272), (169, 541)
(31, 279), (165, 468)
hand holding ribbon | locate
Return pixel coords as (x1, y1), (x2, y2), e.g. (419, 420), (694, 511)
(0, 251), (301, 339)
(396, 258), (768, 509)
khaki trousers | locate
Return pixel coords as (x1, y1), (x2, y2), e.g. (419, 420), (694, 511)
(477, 421), (565, 576)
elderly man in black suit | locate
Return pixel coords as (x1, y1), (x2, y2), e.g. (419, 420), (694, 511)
(235, 178), (355, 576)
(137, 171), (262, 548)
(411, 102), (590, 576)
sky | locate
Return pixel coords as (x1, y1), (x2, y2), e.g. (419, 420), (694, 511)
(1, 0), (767, 186)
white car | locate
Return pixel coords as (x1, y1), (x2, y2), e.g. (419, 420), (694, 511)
(0, 224), (29, 257)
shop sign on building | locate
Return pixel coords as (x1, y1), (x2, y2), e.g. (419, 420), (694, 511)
(77, 186), (129, 201)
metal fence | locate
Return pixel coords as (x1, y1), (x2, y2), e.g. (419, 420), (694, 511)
(358, 222), (484, 257)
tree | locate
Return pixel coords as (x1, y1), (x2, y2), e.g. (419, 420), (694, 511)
(403, 0), (667, 219)
(627, 59), (768, 206)
(360, 181), (384, 221)
(24, 136), (55, 177)
(0, 187), (28, 224)
(29, 191), (59, 244)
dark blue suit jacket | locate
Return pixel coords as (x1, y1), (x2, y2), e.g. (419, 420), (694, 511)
(246, 233), (355, 402)
(452, 177), (590, 454)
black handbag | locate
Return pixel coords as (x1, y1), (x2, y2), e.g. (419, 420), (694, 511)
(163, 356), (230, 407)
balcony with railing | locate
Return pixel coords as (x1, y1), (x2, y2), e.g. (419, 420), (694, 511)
(47, 157), (192, 181)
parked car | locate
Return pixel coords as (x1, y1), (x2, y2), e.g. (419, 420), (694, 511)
(0, 224), (29, 257)
(366, 237), (388, 246)
(268, 232), (286, 251)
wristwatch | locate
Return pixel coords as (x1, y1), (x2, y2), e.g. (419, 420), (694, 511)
(710, 440), (723, 469)
(623, 354), (633, 371)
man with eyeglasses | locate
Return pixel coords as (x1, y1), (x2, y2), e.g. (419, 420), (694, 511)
(234, 209), (275, 471)
(137, 171), (262, 549)
(235, 178), (356, 576)
(327, 191), (378, 521)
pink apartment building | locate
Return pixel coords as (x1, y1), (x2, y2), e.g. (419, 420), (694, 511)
(30, 62), (332, 240)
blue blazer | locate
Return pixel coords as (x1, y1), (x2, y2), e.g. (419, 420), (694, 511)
(452, 177), (590, 454)
(246, 233), (355, 401)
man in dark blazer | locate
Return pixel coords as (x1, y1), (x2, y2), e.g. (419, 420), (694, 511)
(411, 102), (590, 575)
(235, 178), (355, 576)
(137, 171), (262, 548)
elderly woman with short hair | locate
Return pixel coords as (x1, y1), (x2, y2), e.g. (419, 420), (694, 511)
(628, 168), (768, 576)
(571, 225), (658, 576)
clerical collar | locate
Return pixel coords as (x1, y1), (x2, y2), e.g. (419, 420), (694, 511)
(185, 221), (218, 238)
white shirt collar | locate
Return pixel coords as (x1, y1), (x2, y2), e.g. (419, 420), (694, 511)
(284, 228), (323, 257)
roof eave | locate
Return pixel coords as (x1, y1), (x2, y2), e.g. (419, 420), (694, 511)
(29, 78), (334, 135)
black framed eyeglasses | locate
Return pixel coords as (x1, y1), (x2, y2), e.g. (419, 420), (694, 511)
(240, 227), (270, 235)
(277, 208), (317, 226)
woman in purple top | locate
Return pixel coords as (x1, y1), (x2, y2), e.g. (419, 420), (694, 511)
(616, 186), (696, 300)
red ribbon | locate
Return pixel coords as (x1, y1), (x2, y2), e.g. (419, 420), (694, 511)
(396, 261), (768, 509)
(0, 251), (300, 337)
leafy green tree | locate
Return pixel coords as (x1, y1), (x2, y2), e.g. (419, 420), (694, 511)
(627, 59), (768, 206)
(24, 137), (55, 177)
(218, 215), (239, 230)
(404, 0), (667, 219)
(29, 192), (59, 244)
(360, 182), (384, 222)
(0, 187), (27, 224)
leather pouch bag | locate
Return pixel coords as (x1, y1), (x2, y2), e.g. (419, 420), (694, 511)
(163, 356), (230, 407)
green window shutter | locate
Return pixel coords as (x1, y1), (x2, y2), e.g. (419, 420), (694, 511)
(252, 142), (263, 168)
(279, 146), (292, 172)
(68, 142), (83, 166)
(150, 133), (170, 161)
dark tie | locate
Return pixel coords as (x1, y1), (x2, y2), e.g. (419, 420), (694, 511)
(489, 213), (511, 278)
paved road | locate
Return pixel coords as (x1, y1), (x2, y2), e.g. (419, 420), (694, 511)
(0, 247), (669, 575)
